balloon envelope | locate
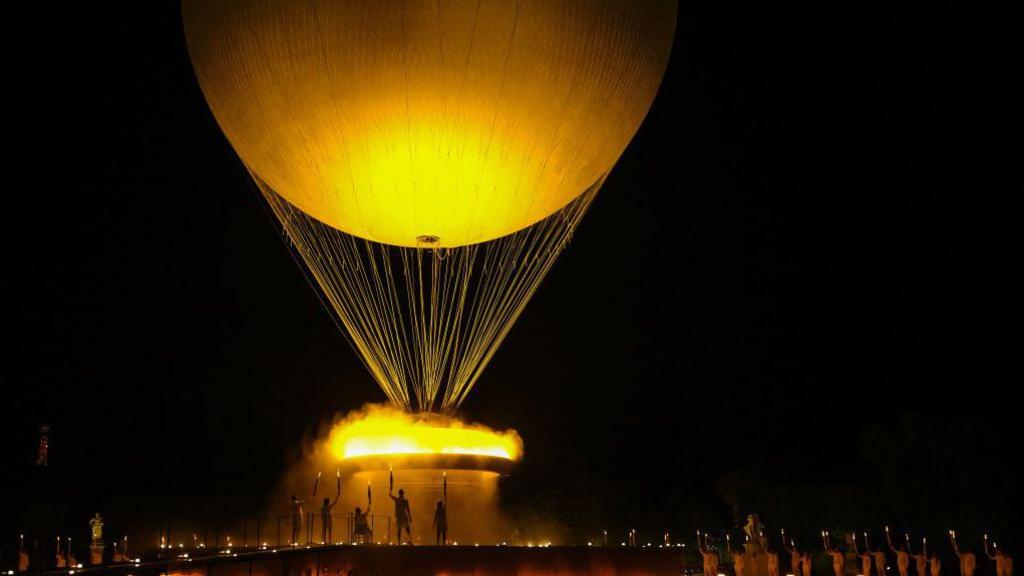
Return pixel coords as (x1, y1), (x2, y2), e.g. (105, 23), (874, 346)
(184, 0), (676, 247)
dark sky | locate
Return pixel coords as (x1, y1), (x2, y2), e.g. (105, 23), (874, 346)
(5, 0), (1019, 554)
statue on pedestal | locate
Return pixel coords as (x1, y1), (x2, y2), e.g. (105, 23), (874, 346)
(90, 513), (104, 543)
(733, 515), (770, 576)
(745, 515), (766, 553)
(89, 513), (105, 565)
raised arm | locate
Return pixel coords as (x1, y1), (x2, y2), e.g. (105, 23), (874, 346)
(782, 529), (795, 553)
(886, 527), (898, 553)
(983, 535), (996, 560)
(330, 471), (342, 506)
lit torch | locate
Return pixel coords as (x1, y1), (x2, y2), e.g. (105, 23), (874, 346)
(443, 471), (447, 505)
(389, 463), (394, 493)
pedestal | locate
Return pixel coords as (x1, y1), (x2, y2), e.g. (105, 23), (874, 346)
(90, 543), (105, 566)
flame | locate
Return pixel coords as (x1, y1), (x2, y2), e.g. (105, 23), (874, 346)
(326, 405), (522, 461)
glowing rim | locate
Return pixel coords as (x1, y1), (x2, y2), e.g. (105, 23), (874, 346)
(339, 453), (514, 475)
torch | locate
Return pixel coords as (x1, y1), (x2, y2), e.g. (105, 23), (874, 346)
(314, 471), (322, 497)
(367, 481), (372, 506)
(389, 463), (394, 493)
(443, 471), (448, 506)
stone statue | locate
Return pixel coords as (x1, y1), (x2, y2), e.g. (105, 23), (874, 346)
(745, 515), (762, 544)
(90, 513), (104, 543)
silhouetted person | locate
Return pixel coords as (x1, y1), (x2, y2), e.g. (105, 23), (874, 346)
(784, 535), (803, 576)
(983, 537), (1015, 576)
(950, 532), (976, 576)
(910, 538), (929, 576)
(866, 533), (887, 576)
(823, 531), (845, 576)
(320, 472), (342, 544)
(390, 488), (412, 544)
(18, 536), (29, 572)
(320, 497), (337, 544)
(67, 537), (78, 568)
(698, 531), (720, 576)
(984, 536), (1014, 576)
(887, 528), (911, 576)
(56, 536), (66, 569)
(433, 501), (447, 546)
(290, 495), (305, 545)
(353, 506), (371, 543)
(854, 533), (874, 576)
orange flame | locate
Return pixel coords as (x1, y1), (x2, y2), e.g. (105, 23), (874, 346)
(326, 405), (522, 461)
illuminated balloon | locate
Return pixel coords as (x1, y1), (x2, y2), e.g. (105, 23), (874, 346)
(184, 0), (676, 248)
(184, 0), (676, 411)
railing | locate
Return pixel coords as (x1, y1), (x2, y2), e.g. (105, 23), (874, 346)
(154, 513), (396, 549)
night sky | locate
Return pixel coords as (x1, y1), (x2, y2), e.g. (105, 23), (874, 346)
(5, 0), (1019, 558)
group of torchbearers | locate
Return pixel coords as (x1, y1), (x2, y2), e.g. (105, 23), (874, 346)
(289, 468), (449, 546)
(696, 527), (1013, 576)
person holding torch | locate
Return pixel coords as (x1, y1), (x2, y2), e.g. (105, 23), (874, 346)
(389, 468), (413, 544)
(320, 470), (341, 544)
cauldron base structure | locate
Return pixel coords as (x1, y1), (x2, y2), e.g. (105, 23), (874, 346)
(338, 453), (512, 546)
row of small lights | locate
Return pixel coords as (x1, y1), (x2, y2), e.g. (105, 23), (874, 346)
(22, 536), (699, 576)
